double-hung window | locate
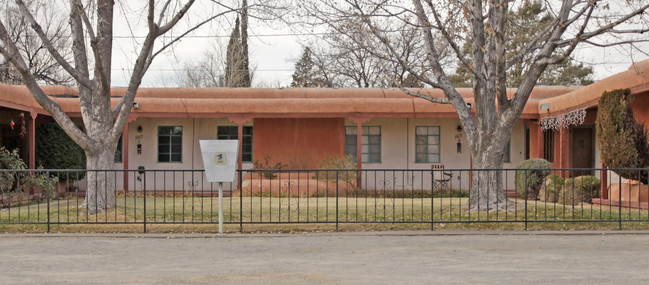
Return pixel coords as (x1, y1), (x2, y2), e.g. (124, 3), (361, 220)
(345, 126), (381, 163)
(217, 126), (253, 162)
(158, 126), (183, 163)
(415, 126), (440, 163)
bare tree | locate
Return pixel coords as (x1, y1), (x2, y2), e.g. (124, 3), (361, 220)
(304, 22), (431, 88)
(0, 0), (254, 213)
(177, 43), (225, 88)
(299, 0), (649, 210)
(0, 0), (72, 85)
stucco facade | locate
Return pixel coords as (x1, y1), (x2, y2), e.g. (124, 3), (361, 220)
(1, 60), (649, 194)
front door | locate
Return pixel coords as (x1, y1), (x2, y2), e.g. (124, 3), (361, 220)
(570, 126), (595, 177)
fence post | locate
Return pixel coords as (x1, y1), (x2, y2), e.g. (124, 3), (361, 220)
(524, 169), (528, 231)
(47, 170), (50, 233)
(143, 171), (147, 233)
(336, 171), (339, 232)
(431, 170), (434, 231)
(618, 173), (622, 230)
(239, 170), (243, 233)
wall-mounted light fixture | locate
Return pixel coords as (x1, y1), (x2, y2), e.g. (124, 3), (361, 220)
(457, 141), (462, 154)
(132, 102), (139, 109)
(137, 125), (143, 133)
(457, 125), (463, 132)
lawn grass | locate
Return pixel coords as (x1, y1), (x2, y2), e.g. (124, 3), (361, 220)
(2, 196), (649, 233)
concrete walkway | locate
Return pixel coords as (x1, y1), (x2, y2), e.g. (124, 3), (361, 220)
(1, 231), (648, 284)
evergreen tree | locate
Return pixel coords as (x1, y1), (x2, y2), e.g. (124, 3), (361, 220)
(291, 47), (328, 87)
(224, 17), (250, 87)
(240, 0), (251, 87)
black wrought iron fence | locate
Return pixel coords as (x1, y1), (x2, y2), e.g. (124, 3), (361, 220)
(1, 168), (648, 232)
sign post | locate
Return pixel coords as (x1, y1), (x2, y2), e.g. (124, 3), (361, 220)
(199, 140), (239, 234)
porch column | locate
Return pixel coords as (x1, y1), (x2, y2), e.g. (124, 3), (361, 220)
(237, 123), (244, 171)
(536, 123), (544, 159)
(356, 122), (362, 170)
(123, 116), (137, 193)
(349, 117), (370, 189)
(228, 116), (252, 192)
(28, 111), (37, 170)
(559, 126), (569, 176)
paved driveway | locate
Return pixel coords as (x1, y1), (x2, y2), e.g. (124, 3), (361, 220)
(1, 231), (648, 284)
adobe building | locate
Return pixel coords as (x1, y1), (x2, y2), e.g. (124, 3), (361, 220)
(1, 60), (649, 198)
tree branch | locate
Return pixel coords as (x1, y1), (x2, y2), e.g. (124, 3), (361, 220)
(14, 0), (93, 88)
(73, 0), (110, 92)
(400, 87), (449, 104)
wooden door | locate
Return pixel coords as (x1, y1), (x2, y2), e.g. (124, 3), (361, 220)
(570, 126), (594, 177)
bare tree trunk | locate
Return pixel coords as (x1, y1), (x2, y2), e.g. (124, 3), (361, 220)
(469, 150), (508, 211)
(81, 148), (116, 213)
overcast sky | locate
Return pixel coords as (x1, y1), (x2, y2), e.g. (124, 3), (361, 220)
(107, 1), (649, 88)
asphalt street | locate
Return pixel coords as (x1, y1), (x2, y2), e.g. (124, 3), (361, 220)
(1, 231), (648, 284)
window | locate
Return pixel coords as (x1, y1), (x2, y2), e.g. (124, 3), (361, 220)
(114, 134), (123, 163)
(543, 129), (555, 162)
(504, 140), (511, 163)
(158, 126), (183, 163)
(217, 126), (253, 162)
(415, 126), (440, 163)
(345, 126), (381, 163)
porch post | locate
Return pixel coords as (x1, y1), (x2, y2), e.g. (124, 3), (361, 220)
(28, 111), (37, 170)
(123, 116), (137, 193)
(227, 116), (251, 193)
(536, 123), (544, 159)
(348, 117), (370, 190)
(356, 122), (362, 170)
(559, 126), (569, 176)
(237, 123), (244, 171)
(123, 120), (130, 193)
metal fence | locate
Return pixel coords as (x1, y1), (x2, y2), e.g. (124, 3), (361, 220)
(1, 168), (648, 232)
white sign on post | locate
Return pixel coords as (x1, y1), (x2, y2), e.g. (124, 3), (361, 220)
(199, 140), (239, 234)
(200, 140), (239, 182)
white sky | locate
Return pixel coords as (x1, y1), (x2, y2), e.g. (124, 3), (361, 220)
(107, 1), (649, 88)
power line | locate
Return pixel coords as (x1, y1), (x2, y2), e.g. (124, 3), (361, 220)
(114, 32), (332, 39)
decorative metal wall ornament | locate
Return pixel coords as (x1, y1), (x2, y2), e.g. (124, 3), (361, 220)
(540, 108), (587, 130)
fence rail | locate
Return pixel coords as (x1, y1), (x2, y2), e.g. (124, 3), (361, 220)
(1, 168), (648, 232)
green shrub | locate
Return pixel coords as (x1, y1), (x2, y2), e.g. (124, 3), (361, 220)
(253, 155), (287, 179)
(312, 155), (357, 181)
(35, 122), (86, 181)
(0, 147), (57, 202)
(515, 158), (551, 199)
(538, 174), (564, 203)
(558, 175), (600, 205)
(596, 89), (649, 183)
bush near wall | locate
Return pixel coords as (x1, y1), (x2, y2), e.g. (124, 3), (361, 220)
(35, 122), (86, 181)
(596, 89), (649, 184)
(1, 147), (57, 202)
(515, 159), (551, 200)
(558, 175), (600, 205)
(539, 174), (564, 203)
